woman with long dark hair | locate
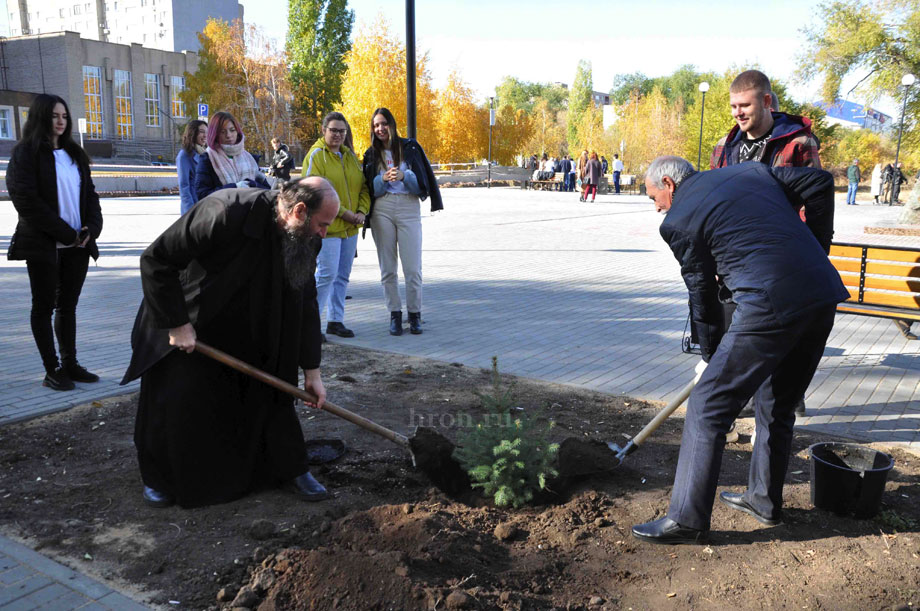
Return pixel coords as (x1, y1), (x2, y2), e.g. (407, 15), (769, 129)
(6, 94), (103, 390)
(195, 111), (269, 200)
(303, 111), (370, 338)
(176, 119), (208, 214)
(362, 108), (442, 336)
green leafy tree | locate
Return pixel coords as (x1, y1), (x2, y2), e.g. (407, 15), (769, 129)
(610, 72), (652, 105)
(496, 77), (568, 113)
(799, 0), (920, 150)
(286, 0), (354, 143)
(568, 60), (593, 146)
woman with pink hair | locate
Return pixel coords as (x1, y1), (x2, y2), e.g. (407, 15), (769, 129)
(195, 111), (269, 200)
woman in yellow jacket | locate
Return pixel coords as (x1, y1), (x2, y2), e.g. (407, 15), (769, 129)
(303, 112), (370, 338)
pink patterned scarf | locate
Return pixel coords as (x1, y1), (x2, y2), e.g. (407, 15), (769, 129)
(206, 135), (261, 185)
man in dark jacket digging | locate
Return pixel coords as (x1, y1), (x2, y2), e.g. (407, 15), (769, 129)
(632, 157), (848, 544)
(122, 177), (339, 508)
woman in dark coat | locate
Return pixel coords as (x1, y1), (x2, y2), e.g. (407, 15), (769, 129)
(362, 107), (442, 336)
(581, 151), (602, 202)
(6, 94), (103, 390)
(194, 111), (269, 201)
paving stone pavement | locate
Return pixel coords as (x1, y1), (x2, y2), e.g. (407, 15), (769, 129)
(0, 535), (147, 609)
(1, 186), (919, 609)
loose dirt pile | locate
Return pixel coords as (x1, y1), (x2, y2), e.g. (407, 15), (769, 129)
(0, 344), (918, 610)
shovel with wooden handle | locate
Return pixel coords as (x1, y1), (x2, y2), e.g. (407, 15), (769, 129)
(606, 378), (696, 465)
(193, 340), (470, 494)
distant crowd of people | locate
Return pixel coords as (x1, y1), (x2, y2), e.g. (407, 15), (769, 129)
(524, 150), (626, 198)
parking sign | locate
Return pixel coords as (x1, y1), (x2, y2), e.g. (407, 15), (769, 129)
(197, 103), (209, 120)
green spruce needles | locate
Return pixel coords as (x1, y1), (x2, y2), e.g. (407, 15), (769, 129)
(454, 357), (559, 508)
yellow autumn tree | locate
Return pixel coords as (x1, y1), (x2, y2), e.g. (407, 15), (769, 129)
(433, 70), (484, 163)
(574, 105), (604, 154)
(180, 19), (293, 159)
(609, 87), (685, 173)
(525, 99), (566, 157)
(493, 104), (533, 165)
(337, 16), (438, 155)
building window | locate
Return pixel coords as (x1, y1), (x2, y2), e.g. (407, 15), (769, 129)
(0, 106), (15, 140)
(170, 76), (186, 118)
(82, 66), (104, 138)
(18, 106), (29, 131)
(114, 69), (134, 140)
(145, 73), (160, 127)
(73, 4), (81, 15)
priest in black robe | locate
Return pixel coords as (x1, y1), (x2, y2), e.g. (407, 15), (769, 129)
(122, 177), (340, 508)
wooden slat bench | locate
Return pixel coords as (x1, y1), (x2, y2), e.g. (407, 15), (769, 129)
(828, 242), (920, 325)
(524, 177), (564, 191)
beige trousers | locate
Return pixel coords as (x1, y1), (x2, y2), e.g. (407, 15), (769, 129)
(369, 192), (423, 313)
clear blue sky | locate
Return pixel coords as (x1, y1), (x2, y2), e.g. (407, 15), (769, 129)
(242, 0), (886, 112)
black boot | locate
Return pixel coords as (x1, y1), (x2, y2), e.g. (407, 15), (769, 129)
(408, 312), (423, 335)
(326, 321), (355, 338)
(63, 360), (100, 383)
(42, 367), (75, 391)
(389, 311), (403, 336)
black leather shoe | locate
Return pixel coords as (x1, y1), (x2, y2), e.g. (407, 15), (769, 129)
(389, 311), (403, 336)
(289, 472), (329, 502)
(326, 321), (355, 338)
(142, 486), (174, 508)
(42, 367), (75, 391)
(632, 517), (707, 545)
(64, 361), (99, 383)
(408, 312), (423, 335)
(718, 491), (781, 525)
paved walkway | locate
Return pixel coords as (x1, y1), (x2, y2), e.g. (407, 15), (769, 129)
(0, 535), (145, 609)
(0, 187), (918, 608)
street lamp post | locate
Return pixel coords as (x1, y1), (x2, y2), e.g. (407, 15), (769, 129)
(890, 72), (915, 205)
(405, 0), (416, 139)
(697, 81), (710, 171)
(488, 96), (494, 188)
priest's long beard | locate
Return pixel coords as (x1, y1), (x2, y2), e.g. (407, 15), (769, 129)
(276, 213), (318, 291)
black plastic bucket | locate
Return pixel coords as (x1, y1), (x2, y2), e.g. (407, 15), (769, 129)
(809, 442), (894, 519)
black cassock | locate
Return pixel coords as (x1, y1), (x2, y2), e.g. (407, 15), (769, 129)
(122, 188), (322, 507)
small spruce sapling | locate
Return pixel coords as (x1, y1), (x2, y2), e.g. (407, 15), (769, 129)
(454, 357), (559, 508)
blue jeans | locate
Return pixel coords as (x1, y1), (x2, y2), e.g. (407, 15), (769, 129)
(847, 182), (858, 205)
(315, 233), (358, 323)
(613, 171), (621, 194)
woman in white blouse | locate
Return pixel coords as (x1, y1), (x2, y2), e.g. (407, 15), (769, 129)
(7, 94), (103, 390)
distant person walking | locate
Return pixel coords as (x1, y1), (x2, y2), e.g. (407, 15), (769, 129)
(195, 111), (269, 200)
(362, 107), (442, 336)
(601, 155), (609, 174)
(890, 162), (907, 204)
(6, 94), (103, 391)
(881, 164), (893, 203)
(176, 119), (207, 214)
(268, 137), (294, 183)
(612, 153), (624, 194)
(581, 152), (602, 202)
(870, 163), (883, 204)
(846, 159), (861, 205)
(303, 112), (370, 339)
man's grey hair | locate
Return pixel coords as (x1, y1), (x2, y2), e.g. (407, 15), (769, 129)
(647, 156), (696, 189)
